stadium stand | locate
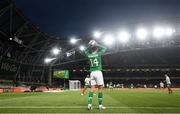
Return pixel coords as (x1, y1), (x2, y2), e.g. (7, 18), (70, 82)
(0, 0), (180, 91)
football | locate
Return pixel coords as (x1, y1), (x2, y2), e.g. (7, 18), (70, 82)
(88, 40), (97, 46)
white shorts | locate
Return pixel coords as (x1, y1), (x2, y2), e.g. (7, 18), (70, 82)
(90, 70), (104, 86)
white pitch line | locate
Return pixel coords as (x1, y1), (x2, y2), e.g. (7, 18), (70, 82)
(108, 106), (180, 109)
(0, 106), (179, 109)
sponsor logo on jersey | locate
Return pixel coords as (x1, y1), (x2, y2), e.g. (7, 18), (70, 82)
(88, 54), (98, 58)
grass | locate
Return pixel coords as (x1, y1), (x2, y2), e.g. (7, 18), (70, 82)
(0, 89), (180, 113)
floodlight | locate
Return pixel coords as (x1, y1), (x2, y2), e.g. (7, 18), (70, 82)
(118, 31), (130, 43)
(153, 27), (165, 39)
(66, 51), (75, 57)
(44, 58), (56, 63)
(66, 52), (71, 57)
(165, 27), (175, 37)
(79, 45), (85, 51)
(70, 37), (78, 44)
(136, 28), (148, 40)
(93, 31), (102, 39)
(103, 34), (114, 46)
(52, 48), (60, 55)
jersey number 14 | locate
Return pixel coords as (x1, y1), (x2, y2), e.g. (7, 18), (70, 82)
(90, 58), (99, 67)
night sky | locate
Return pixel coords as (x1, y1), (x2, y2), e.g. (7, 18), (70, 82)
(14, 0), (180, 38)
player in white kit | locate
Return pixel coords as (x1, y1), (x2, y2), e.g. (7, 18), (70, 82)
(81, 75), (91, 96)
(164, 74), (173, 94)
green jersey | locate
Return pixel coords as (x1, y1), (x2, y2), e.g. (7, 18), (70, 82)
(85, 45), (107, 71)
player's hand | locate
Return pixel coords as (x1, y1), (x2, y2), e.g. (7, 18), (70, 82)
(88, 40), (97, 47)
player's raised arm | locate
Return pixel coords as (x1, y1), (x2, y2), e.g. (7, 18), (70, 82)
(84, 40), (97, 55)
(96, 43), (107, 55)
(84, 46), (90, 56)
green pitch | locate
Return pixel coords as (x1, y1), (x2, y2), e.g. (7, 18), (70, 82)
(0, 90), (180, 113)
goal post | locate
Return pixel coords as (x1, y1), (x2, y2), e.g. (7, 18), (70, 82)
(69, 80), (81, 90)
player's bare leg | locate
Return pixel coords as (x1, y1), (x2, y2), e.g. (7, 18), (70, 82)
(98, 85), (106, 111)
(168, 87), (173, 94)
(81, 88), (87, 96)
(87, 85), (95, 110)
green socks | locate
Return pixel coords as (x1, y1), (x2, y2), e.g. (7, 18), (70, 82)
(88, 92), (93, 104)
(88, 92), (103, 105)
(98, 92), (103, 105)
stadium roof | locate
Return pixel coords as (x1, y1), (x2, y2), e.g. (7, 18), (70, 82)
(0, 0), (86, 65)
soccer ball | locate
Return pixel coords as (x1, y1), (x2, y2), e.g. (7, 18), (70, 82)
(88, 40), (97, 46)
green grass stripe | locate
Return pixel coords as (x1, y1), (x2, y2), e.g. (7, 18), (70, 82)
(0, 106), (179, 109)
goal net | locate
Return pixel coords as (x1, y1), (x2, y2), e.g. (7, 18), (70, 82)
(69, 80), (81, 90)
